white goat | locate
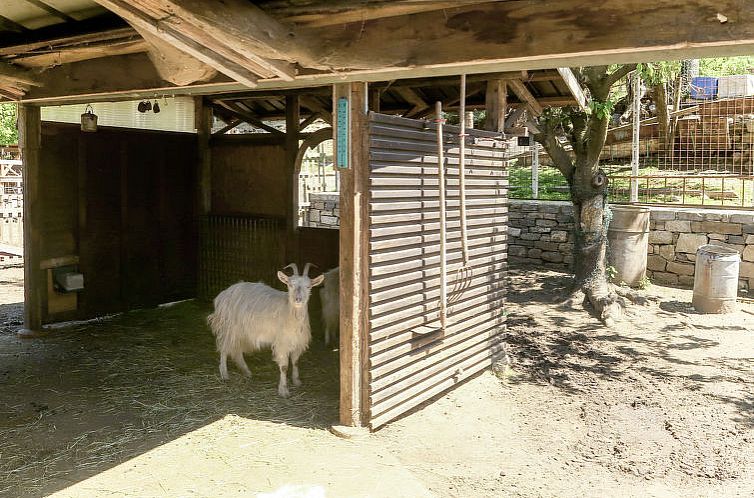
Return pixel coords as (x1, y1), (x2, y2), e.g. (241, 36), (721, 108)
(207, 263), (324, 397)
(320, 267), (339, 346)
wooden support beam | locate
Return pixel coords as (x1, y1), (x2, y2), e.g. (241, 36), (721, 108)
(507, 79), (543, 117)
(18, 105), (42, 333)
(284, 94), (299, 263)
(212, 118), (242, 136)
(369, 87), (381, 113)
(12, 39), (149, 68)
(394, 87), (429, 118)
(0, 61), (41, 87)
(212, 100), (285, 135)
(336, 82), (370, 427)
(298, 112), (321, 130)
(504, 106), (527, 132)
(194, 97), (212, 215)
(92, 0), (311, 83)
(556, 68), (588, 112)
(300, 95), (332, 124)
(484, 79), (506, 132)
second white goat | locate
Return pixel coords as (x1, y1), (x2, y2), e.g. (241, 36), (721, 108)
(320, 267), (339, 346)
(207, 263), (323, 397)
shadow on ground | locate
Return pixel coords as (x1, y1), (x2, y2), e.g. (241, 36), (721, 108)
(0, 299), (339, 497)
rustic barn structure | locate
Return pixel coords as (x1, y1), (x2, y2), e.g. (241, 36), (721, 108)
(2, 0), (754, 428)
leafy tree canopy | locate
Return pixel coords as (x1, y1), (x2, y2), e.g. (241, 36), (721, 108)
(0, 103), (18, 145)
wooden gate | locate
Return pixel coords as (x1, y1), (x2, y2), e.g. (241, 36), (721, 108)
(366, 113), (508, 428)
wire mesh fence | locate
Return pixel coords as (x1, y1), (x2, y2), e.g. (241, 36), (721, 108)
(508, 63), (754, 209)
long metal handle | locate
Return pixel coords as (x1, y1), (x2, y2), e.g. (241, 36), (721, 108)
(436, 101), (447, 329)
(458, 74), (470, 265)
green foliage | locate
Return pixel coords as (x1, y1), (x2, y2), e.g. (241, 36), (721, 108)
(636, 61), (681, 85)
(0, 103), (17, 145)
(637, 275), (652, 290)
(700, 57), (754, 76)
(588, 99), (615, 120)
(605, 265), (618, 282)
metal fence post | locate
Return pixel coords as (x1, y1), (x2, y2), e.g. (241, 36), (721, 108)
(630, 72), (641, 203)
(531, 142), (539, 199)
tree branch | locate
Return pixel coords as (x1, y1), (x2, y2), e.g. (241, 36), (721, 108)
(605, 64), (638, 89)
(534, 129), (575, 179)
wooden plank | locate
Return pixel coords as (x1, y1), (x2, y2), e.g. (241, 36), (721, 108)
(556, 68), (588, 111)
(195, 97), (212, 215)
(213, 100), (285, 135)
(337, 82), (370, 427)
(0, 60), (41, 87)
(18, 105), (42, 332)
(507, 79), (543, 117)
(285, 94), (299, 263)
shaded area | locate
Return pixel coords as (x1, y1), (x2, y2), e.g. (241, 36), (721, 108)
(0, 300), (339, 497)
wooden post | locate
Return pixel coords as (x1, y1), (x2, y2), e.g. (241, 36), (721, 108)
(18, 105), (42, 333)
(194, 96), (212, 215)
(335, 82), (370, 427)
(485, 79), (507, 132)
(285, 94), (300, 264)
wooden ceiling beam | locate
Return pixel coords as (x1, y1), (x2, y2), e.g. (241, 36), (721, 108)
(11, 39), (149, 68)
(556, 68), (588, 111)
(93, 0), (318, 83)
(0, 14), (29, 34)
(92, 0), (264, 86)
(507, 79), (543, 117)
(269, 0), (486, 28)
(0, 60), (41, 87)
(0, 27), (138, 57)
(394, 87), (430, 118)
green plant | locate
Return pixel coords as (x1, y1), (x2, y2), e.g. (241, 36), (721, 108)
(637, 275), (652, 290)
(0, 103), (17, 145)
(605, 265), (618, 282)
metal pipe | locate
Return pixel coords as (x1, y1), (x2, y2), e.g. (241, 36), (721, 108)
(630, 71), (641, 203)
(531, 141), (540, 199)
(458, 74), (470, 266)
(435, 101), (447, 329)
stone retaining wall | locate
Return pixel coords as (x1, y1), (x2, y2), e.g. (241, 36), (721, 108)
(305, 192), (340, 228)
(509, 200), (754, 294)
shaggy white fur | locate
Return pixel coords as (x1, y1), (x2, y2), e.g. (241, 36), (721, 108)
(320, 267), (340, 346)
(208, 265), (323, 397)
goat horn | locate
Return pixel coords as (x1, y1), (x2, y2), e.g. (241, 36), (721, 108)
(303, 262), (317, 277)
(284, 263), (299, 276)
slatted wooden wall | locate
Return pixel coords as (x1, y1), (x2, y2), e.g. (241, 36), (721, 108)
(366, 113), (508, 428)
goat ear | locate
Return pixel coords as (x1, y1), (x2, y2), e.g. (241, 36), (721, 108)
(310, 274), (325, 288)
(277, 271), (290, 285)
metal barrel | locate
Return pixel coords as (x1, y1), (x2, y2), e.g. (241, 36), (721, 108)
(692, 244), (740, 314)
(607, 205), (651, 287)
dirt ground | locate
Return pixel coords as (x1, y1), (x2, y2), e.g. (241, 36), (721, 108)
(1, 264), (753, 497)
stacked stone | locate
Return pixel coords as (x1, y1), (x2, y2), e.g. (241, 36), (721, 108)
(647, 210), (754, 293)
(508, 200), (574, 269)
(306, 192), (340, 228)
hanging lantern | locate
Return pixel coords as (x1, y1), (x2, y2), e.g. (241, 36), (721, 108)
(80, 104), (98, 132)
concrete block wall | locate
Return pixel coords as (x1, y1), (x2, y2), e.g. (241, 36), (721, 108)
(509, 200), (754, 294)
(305, 192), (340, 228)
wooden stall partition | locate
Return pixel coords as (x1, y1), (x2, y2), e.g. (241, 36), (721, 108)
(365, 113), (509, 429)
(34, 123), (198, 323)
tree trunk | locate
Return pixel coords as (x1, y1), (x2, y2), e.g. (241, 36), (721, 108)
(569, 162), (622, 325)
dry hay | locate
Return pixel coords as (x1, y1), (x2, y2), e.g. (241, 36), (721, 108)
(0, 300), (339, 497)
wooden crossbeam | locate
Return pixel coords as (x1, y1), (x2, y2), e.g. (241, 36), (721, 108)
(212, 100), (285, 135)
(0, 61), (41, 87)
(12, 39), (148, 68)
(507, 79), (543, 117)
(211, 118), (242, 136)
(92, 0), (311, 84)
(298, 112), (322, 130)
(556, 68), (588, 112)
(394, 87), (429, 118)
(300, 95), (332, 124)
